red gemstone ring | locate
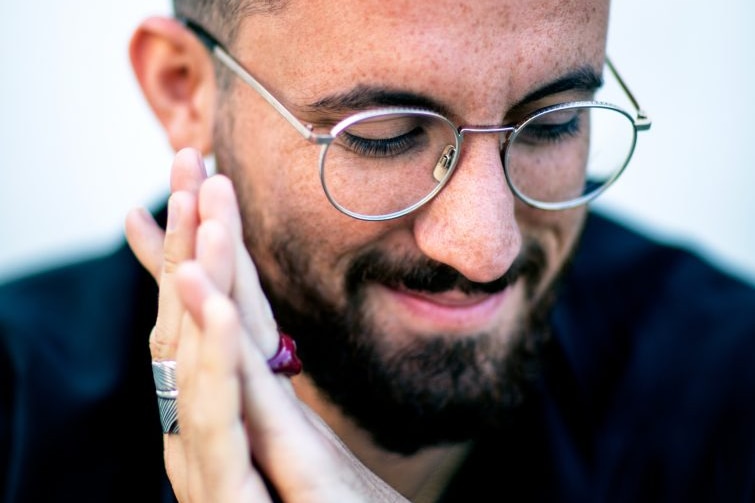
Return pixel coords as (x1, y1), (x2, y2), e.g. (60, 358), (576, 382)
(267, 332), (302, 377)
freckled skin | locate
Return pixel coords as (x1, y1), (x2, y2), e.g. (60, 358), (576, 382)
(213, 0), (608, 349)
(120, 1), (616, 498)
(194, 0), (613, 494)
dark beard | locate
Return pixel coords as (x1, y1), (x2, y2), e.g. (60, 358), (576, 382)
(261, 236), (554, 455)
(214, 130), (556, 454)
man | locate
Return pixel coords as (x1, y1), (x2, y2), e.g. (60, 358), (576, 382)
(2, 0), (754, 501)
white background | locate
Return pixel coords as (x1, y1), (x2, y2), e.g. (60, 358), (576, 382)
(1, 1), (754, 286)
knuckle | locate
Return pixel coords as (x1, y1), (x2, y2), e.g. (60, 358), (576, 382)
(161, 254), (183, 275)
(161, 239), (191, 275)
(150, 327), (179, 360)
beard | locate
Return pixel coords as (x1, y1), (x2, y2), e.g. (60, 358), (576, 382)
(259, 232), (555, 455)
(215, 129), (560, 454)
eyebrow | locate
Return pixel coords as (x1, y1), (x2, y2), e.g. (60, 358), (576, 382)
(513, 66), (603, 107)
(304, 65), (603, 118)
(306, 88), (452, 117)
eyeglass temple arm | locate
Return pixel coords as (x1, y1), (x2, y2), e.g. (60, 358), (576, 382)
(183, 19), (652, 137)
(606, 57), (652, 131)
(180, 18), (331, 144)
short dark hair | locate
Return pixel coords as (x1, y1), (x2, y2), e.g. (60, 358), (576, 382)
(173, 0), (285, 46)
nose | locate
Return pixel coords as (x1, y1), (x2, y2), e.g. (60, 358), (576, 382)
(412, 135), (522, 283)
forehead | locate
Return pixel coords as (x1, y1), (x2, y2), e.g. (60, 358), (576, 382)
(233, 0), (609, 118)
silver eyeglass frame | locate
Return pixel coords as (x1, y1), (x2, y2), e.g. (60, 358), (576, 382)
(181, 17), (652, 221)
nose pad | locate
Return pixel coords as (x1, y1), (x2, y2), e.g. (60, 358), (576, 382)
(432, 144), (457, 183)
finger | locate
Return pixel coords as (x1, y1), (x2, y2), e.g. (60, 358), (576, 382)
(144, 149), (211, 499)
(125, 148), (208, 282)
(235, 323), (393, 501)
(170, 265), (216, 501)
(125, 206), (165, 281)
(171, 147), (208, 194)
(176, 262), (272, 502)
(154, 191), (200, 492)
(196, 219), (235, 297)
(173, 287), (205, 502)
(179, 264), (401, 501)
(197, 174), (279, 357)
(150, 190), (198, 362)
(157, 313), (199, 502)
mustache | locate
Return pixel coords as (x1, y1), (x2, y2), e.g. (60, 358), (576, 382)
(346, 240), (547, 297)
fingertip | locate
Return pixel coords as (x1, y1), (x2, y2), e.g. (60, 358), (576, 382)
(171, 147), (208, 193)
(124, 206), (153, 235)
(125, 206), (164, 281)
(175, 259), (207, 290)
(175, 146), (203, 166)
(176, 261), (240, 340)
(200, 293), (245, 372)
(203, 294), (240, 333)
(199, 174), (236, 204)
(197, 174), (243, 234)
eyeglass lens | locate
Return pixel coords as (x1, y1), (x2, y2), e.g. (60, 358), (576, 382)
(320, 105), (636, 219)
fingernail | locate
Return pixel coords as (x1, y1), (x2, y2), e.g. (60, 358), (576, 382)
(167, 195), (180, 232)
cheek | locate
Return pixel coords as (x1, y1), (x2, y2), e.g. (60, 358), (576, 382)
(264, 137), (379, 258)
(225, 117), (393, 300)
(515, 203), (586, 292)
(225, 112), (333, 239)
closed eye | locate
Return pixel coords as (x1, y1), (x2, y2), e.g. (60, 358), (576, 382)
(516, 109), (584, 145)
(340, 127), (428, 157)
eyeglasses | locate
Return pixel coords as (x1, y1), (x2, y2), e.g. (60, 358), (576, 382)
(182, 18), (652, 221)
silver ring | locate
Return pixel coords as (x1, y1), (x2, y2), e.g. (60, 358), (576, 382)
(152, 360), (180, 434)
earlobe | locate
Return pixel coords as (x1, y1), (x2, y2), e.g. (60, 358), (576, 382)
(129, 16), (216, 155)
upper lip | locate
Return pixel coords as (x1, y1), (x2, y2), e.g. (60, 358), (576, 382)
(375, 282), (512, 334)
(396, 285), (493, 307)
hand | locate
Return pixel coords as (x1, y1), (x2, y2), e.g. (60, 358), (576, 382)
(125, 148), (408, 502)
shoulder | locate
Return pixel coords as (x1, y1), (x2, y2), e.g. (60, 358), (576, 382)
(0, 241), (167, 501)
(560, 210), (755, 335)
(0, 201), (167, 346)
(555, 210), (755, 390)
(0, 243), (156, 342)
(550, 211), (755, 500)
(0, 240), (159, 389)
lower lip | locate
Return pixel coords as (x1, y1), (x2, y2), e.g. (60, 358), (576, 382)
(376, 285), (510, 334)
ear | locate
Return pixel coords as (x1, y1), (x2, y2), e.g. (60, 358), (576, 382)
(129, 16), (216, 155)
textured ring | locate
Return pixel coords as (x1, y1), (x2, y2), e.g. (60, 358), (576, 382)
(151, 360), (180, 434)
(150, 334), (300, 434)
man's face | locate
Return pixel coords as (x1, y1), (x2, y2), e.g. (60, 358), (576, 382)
(212, 0), (609, 452)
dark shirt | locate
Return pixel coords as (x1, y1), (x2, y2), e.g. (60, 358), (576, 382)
(2, 210), (754, 502)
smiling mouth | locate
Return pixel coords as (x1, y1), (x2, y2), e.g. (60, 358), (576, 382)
(396, 284), (499, 307)
(376, 282), (514, 335)
(344, 241), (546, 334)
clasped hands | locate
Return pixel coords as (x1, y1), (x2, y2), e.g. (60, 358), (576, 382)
(125, 148), (406, 503)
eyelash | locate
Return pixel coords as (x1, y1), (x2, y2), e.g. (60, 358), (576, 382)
(516, 113), (583, 144)
(341, 127), (425, 157)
